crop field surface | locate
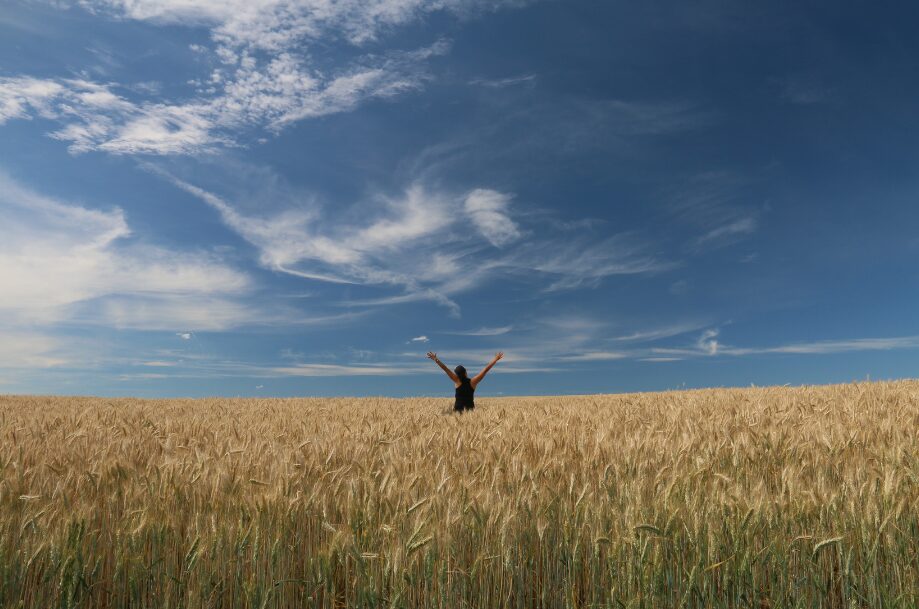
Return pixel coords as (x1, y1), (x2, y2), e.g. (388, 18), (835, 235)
(0, 381), (918, 608)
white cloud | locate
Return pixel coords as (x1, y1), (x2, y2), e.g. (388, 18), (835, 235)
(0, 171), (252, 330)
(98, 327), (919, 381)
(559, 351), (627, 362)
(155, 170), (460, 305)
(0, 332), (68, 368)
(613, 322), (707, 343)
(0, 46), (435, 155)
(156, 169), (489, 314)
(651, 329), (919, 359)
(469, 74), (537, 88)
(355, 185), (453, 252)
(0, 77), (64, 123)
(0, 78), (228, 155)
(0, 1), (526, 155)
(696, 329), (720, 355)
(511, 234), (674, 291)
(79, 1), (527, 49)
(695, 216), (757, 248)
(464, 189), (521, 247)
(410, 335), (429, 342)
(177, 333), (192, 340)
(669, 172), (762, 252)
(270, 358), (551, 378)
(727, 335), (919, 356)
(157, 169), (672, 315)
(539, 315), (608, 333)
(89, 295), (257, 331)
(95, 103), (225, 155)
(272, 363), (424, 377)
(99, 352), (555, 379)
(441, 326), (513, 336)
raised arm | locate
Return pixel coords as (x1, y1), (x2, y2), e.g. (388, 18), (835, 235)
(471, 352), (503, 388)
(427, 352), (460, 384)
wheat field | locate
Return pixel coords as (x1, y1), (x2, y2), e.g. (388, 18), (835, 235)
(0, 381), (917, 608)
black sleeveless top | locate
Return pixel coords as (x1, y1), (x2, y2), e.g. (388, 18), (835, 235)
(454, 378), (475, 411)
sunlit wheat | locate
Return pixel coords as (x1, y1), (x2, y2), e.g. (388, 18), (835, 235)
(0, 381), (917, 607)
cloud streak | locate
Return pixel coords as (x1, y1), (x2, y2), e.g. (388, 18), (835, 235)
(669, 172), (763, 252)
(469, 74), (537, 88)
(558, 351), (627, 362)
(654, 329), (919, 359)
(695, 216), (757, 248)
(80, 0), (529, 49)
(0, 170), (253, 330)
(441, 326), (513, 336)
(727, 336), (919, 356)
(153, 167), (673, 315)
(154, 169), (467, 311)
(464, 189), (521, 247)
(0, 332), (68, 369)
(0, 43), (438, 155)
(0, 1), (530, 156)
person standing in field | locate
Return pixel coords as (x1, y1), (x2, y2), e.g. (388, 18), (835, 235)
(427, 351), (504, 413)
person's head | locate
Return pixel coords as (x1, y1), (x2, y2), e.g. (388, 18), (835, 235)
(454, 365), (468, 381)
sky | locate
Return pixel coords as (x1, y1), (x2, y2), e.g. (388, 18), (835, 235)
(1, 0), (918, 397)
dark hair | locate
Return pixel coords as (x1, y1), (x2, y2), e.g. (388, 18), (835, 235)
(454, 365), (468, 381)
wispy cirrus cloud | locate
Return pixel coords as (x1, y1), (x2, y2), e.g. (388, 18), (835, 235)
(152, 166), (673, 315)
(668, 171), (763, 252)
(694, 216), (757, 248)
(464, 189), (521, 247)
(510, 326), (919, 368)
(0, 170), (254, 330)
(558, 351), (627, 362)
(0, 332), (68, 369)
(0, 44), (440, 155)
(613, 322), (708, 342)
(0, 77), (65, 123)
(134, 324), (919, 379)
(508, 233), (674, 291)
(273, 362), (553, 377)
(697, 329), (720, 355)
(154, 169), (467, 311)
(726, 335), (919, 356)
(272, 363), (424, 377)
(0, 77), (230, 155)
(0, 1), (531, 155)
(78, 0), (530, 49)
(410, 97), (711, 183)
(440, 326), (513, 336)
(469, 74), (537, 88)
(115, 356), (555, 380)
(653, 329), (919, 359)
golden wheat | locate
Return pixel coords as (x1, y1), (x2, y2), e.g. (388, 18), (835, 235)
(0, 380), (917, 607)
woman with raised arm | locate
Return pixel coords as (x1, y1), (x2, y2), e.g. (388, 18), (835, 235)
(427, 351), (504, 413)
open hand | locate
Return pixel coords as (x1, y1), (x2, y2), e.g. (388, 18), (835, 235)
(426, 352), (438, 361)
(494, 352), (504, 361)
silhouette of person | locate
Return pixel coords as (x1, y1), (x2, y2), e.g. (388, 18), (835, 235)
(427, 351), (504, 413)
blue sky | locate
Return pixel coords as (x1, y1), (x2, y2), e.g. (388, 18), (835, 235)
(2, 0), (918, 397)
